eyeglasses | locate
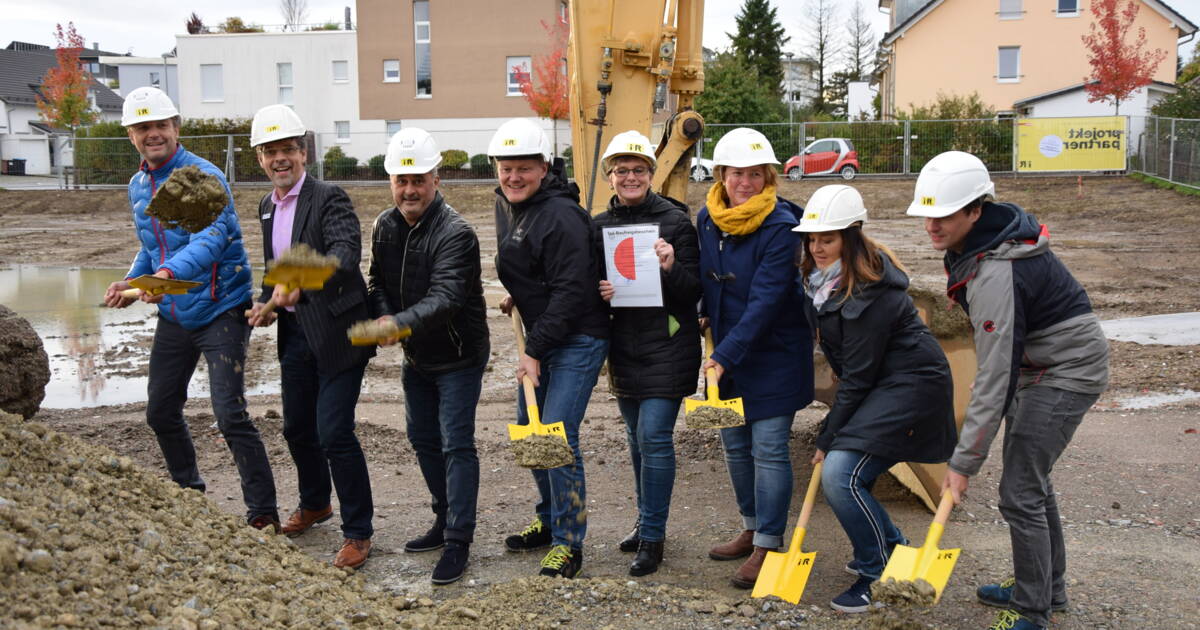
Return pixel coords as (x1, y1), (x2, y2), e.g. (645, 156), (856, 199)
(612, 167), (650, 177)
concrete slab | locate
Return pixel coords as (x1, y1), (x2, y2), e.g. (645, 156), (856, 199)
(1101, 312), (1200, 346)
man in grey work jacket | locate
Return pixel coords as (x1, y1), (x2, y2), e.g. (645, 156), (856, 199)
(908, 151), (1108, 630)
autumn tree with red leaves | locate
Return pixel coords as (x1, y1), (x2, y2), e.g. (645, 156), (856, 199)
(517, 20), (569, 157)
(36, 22), (99, 131)
(1081, 0), (1167, 115)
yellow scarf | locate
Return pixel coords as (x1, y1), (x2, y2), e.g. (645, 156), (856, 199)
(706, 183), (778, 236)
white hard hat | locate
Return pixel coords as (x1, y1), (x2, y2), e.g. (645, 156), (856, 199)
(385, 127), (442, 175)
(793, 185), (868, 233)
(601, 130), (656, 173)
(907, 151), (995, 218)
(712, 127), (780, 168)
(121, 87), (179, 127)
(250, 104), (307, 148)
(487, 118), (551, 162)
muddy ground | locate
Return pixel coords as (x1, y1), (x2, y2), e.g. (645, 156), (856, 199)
(1, 177), (1199, 629)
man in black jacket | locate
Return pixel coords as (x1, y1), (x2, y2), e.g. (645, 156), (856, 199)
(245, 105), (376, 570)
(366, 128), (489, 585)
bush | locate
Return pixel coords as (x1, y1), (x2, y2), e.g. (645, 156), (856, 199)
(368, 154), (387, 179)
(440, 149), (468, 169)
(468, 153), (493, 177)
(323, 146), (358, 180)
(72, 117), (263, 185)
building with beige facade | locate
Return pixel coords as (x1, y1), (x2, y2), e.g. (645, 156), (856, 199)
(356, 0), (571, 156)
(875, 0), (1196, 119)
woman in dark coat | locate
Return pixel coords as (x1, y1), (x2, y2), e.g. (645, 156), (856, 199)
(795, 184), (956, 614)
(593, 131), (702, 577)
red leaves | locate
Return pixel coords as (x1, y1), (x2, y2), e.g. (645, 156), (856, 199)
(35, 22), (99, 131)
(1081, 0), (1167, 114)
(518, 20), (570, 121)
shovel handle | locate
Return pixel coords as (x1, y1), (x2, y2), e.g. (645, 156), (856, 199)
(796, 462), (823, 531)
(244, 299), (278, 319)
(510, 307), (542, 424)
(120, 288), (142, 298)
(704, 327), (716, 359)
(921, 489), (955, 550)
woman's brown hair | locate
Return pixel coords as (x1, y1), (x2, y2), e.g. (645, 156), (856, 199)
(799, 225), (907, 299)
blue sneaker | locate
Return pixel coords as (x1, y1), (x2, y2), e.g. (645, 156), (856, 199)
(987, 609), (1045, 630)
(844, 559), (860, 576)
(830, 576), (876, 613)
(977, 578), (1069, 612)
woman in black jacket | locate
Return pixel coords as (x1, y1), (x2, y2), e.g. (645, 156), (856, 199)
(794, 185), (956, 614)
(593, 131), (702, 577)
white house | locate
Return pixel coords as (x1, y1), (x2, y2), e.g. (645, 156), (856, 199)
(1013, 80), (1178, 154)
(782, 56), (820, 110)
(0, 47), (122, 176)
(175, 30), (385, 163)
(98, 55), (179, 102)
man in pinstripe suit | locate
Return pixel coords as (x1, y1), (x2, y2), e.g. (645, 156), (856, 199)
(246, 105), (376, 569)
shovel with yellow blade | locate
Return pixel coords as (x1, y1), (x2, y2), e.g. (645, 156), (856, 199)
(506, 307), (567, 444)
(243, 245), (339, 319)
(879, 489), (960, 603)
(347, 318), (413, 346)
(752, 462), (822, 603)
(119, 274), (201, 298)
(684, 328), (745, 429)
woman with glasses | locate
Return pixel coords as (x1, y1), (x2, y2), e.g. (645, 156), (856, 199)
(593, 130), (701, 577)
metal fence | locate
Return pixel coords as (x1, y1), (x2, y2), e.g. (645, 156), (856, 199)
(1130, 115), (1200, 189)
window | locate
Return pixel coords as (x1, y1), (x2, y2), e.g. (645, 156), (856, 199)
(998, 46), (1020, 82)
(386, 121), (402, 137)
(149, 71), (160, 88)
(200, 64), (223, 101)
(507, 56), (531, 96)
(277, 62), (293, 105)
(332, 60), (349, 83)
(335, 121), (350, 142)
(999, 0), (1022, 19)
(413, 0), (432, 97)
(383, 59), (400, 82)
(1056, 0), (1078, 15)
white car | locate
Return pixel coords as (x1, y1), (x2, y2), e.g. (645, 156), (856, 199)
(690, 156), (715, 181)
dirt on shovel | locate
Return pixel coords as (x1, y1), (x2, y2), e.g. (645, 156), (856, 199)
(509, 434), (575, 469)
(145, 165), (229, 233)
(270, 243), (340, 270)
(685, 405), (743, 429)
(868, 577), (939, 630)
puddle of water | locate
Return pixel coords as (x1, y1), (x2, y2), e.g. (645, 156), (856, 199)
(1120, 389), (1200, 410)
(1101, 312), (1200, 346)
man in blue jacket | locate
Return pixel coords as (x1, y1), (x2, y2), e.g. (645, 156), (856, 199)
(103, 87), (279, 532)
(908, 151), (1108, 630)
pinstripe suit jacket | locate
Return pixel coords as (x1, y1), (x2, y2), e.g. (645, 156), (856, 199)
(257, 175), (375, 374)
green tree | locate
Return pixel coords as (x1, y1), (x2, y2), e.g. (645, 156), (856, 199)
(727, 0), (790, 97)
(1152, 84), (1200, 118)
(694, 53), (783, 125)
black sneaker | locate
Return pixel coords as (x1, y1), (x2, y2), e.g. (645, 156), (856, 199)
(830, 576), (877, 613)
(538, 544), (582, 578)
(619, 522), (641, 553)
(978, 578), (1069, 612)
(505, 516), (552, 552)
(431, 542), (469, 585)
(404, 522), (446, 553)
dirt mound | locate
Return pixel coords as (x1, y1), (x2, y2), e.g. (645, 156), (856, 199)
(0, 305), (50, 418)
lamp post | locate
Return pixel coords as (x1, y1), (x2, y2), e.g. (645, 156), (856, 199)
(161, 53), (169, 98)
(784, 52), (794, 151)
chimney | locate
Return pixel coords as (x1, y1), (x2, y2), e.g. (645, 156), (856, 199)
(344, 7), (351, 30)
(92, 42), (98, 51)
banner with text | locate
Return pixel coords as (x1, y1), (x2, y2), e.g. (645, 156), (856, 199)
(1016, 116), (1127, 172)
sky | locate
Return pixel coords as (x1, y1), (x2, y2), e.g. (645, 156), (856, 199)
(2, 0), (1199, 65)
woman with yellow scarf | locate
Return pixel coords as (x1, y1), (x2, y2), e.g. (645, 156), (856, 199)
(697, 128), (814, 589)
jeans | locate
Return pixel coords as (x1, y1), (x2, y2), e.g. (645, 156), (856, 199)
(515, 334), (607, 549)
(146, 304), (277, 521)
(617, 397), (680, 543)
(999, 385), (1097, 627)
(719, 413), (795, 549)
(821, 449), (907, 580)
(402, 362), (485, 544)
(278, 312), (374, 540)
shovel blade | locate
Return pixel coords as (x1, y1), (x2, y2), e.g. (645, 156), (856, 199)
(751, 548), (816, 604)
(128, 274), (201, 295)
(264, 264), (336, 290)
(506, 420), (568, 443)
(879, 543), (960, 603)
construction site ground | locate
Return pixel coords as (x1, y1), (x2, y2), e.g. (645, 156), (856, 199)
(0, 176), (1197, 629)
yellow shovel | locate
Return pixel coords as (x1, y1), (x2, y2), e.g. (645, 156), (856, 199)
(683, 328), (745, 429)
(879, 489), (961, 603)
(119, 274), (201, 298)
(752, 462), (822, 603)
(348, 319), (413, 346)
(243, 247), (338, 318)
(506, 307), (567, 443)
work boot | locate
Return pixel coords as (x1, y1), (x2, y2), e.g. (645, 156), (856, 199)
(404, 520), (446, 553)
(618, 522), (641, 553)
(431, 541), (469, 585)
(730, 546), (770, 589)
(333, 538), (371, 570)
(248, 513), (281, 535)
(830, 576), (877, 613)
(538, 544), (583, 579)
(708, 529), (755, 561)
(281, 505), (334, 538)
(504, 516), (552, 552)
(629, 540), (664, 577)
(986, 609), (1045, 630)
(977, 578), (1069, 612)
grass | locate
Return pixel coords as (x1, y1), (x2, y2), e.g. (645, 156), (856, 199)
(1128, 172), (1200, 197)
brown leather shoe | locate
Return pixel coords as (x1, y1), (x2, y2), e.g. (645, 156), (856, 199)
(708, 529), (755, 561)
(281, 505), (334, 538)
(730, 546), (770, 589)
(333, 538), (371, 569)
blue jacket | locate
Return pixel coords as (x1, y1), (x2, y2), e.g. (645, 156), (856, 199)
(697, 197), (814, 420)
(125, 145), (252, 330)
